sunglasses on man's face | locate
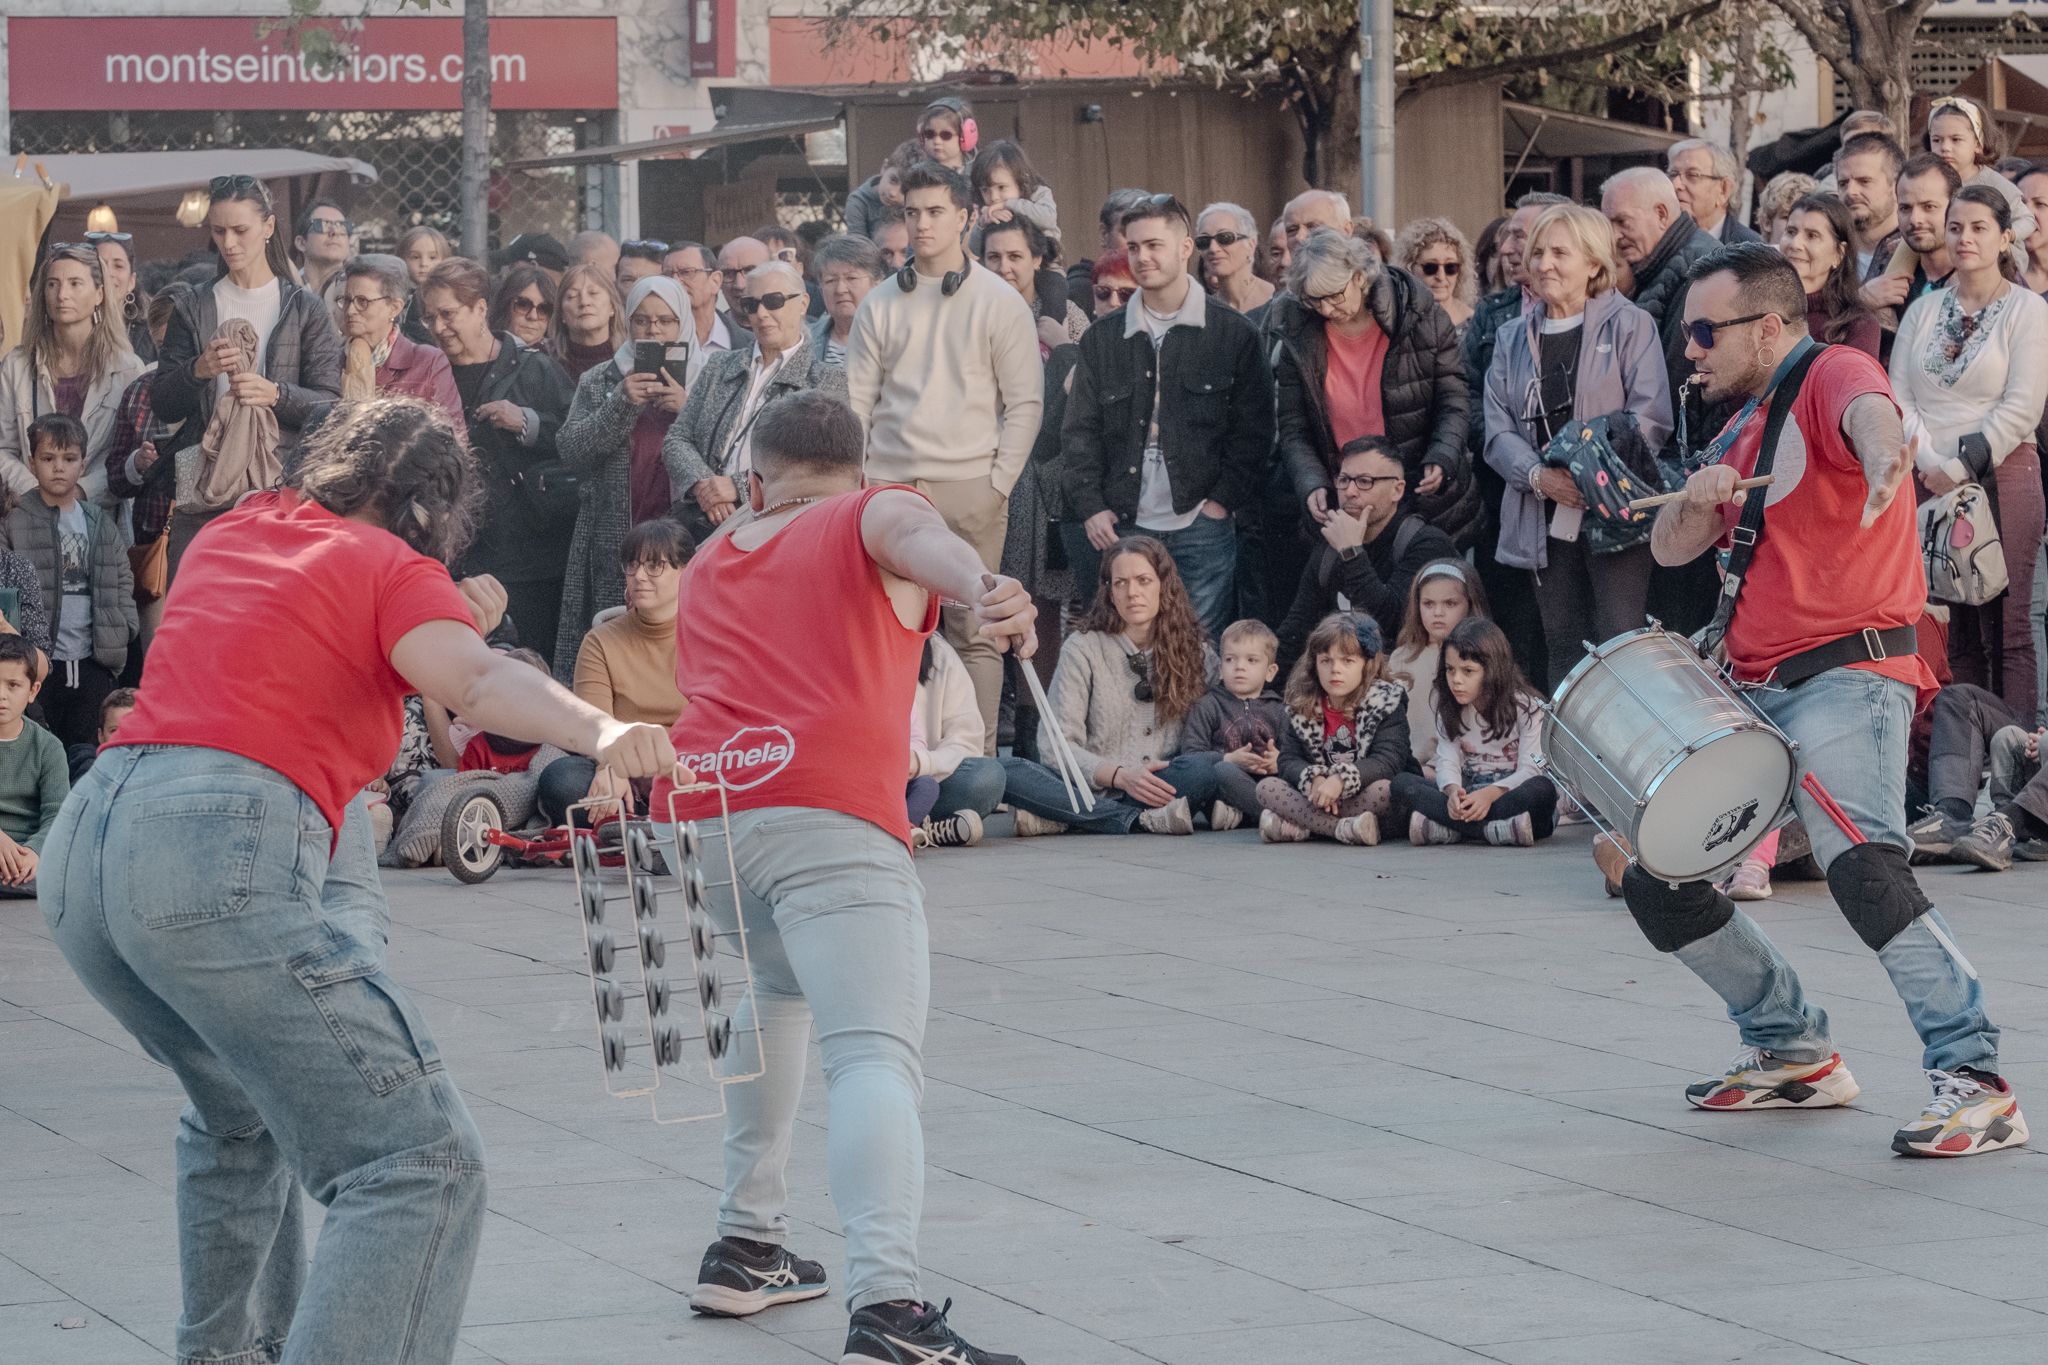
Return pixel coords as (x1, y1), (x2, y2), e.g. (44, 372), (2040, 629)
(1193, 231), (1249, 251)
(739, 292), (796, 316)
(1416, 260), (1460, 278)
(308, 219), (353, 237)
(1684, 312), (1769, 350)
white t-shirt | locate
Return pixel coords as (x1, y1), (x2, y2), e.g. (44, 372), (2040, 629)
(723, 351), (786, 480)
(1128, 280), (1207, 534)
(212, 277), (283, 400)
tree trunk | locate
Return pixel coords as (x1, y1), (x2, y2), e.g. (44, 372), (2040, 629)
(460, 0), (492, 262)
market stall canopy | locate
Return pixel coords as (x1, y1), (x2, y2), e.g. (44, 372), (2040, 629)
(38, 149), (376, 205)
(1502, 100), (1685, 162)
(504, 117), (841, 171)
(1957, 56), (2048, 159)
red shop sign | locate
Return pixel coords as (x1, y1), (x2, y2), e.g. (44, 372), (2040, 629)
(7, 17), (618, 112)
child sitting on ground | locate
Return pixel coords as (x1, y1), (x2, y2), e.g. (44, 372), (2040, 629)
(1178, 619), (1288, 832)
(1387, 559), (1490, 780)
(1392, 618), (1558, 847)
(4, 414), (136, 749)
(1256, 613), (1411, 846)
(65, 685), (136, 784)
(425, 647), (552, 774)
(910, 635), (996, 849)
(0, 634), (68, 898)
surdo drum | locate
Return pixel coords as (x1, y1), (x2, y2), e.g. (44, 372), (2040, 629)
(1541, 625), (1797, 883)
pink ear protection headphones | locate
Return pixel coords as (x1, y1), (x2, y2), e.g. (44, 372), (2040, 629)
(927, 98), (978, 154)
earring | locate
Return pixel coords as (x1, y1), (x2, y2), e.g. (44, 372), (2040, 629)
(91, 308), (102, 327)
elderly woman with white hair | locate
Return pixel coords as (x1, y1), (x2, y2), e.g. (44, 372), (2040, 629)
(806, 232), (887, 366)
(661, 258), (846, 546)
(1483, 203), (1671, 684)
(1196, 202), (1274, 313)
(1270, 226), (1479, 547)
(1393, 216), (1477, 337)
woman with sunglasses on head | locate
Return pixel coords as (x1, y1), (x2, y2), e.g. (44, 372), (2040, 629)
(1892, 184), (2048, 724)
(553, 274), (691, 677)
(151, 175), (343, 568)
(1483, 203), (1670, 685)
(1194, 202), (1274, 315)
(418, 255), (576, 658)
(998, 535), (1221, 836)
(662, 259), (846, 546)
(0, 245), (146, 509)
(489, 262), (558, 354)
(1394, 216), (1477, 339)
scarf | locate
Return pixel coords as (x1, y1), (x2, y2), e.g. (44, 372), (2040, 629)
(612, 275), (691, 377)
(342, 326), (397, 402)
(193, 317), (281, 512)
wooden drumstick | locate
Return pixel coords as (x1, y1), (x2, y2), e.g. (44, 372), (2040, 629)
(1627, 475), (1773, 512)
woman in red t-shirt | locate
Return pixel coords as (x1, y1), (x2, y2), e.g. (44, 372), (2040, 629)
(37, 397), (676, 1365)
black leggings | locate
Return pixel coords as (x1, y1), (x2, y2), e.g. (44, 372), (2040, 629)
(41, 658), (121, 750)
(1533, 539), (1654, 686)
(1392, 770), (1559, 841)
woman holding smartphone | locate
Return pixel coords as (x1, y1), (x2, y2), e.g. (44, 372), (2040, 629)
(552, 275), (690, 677)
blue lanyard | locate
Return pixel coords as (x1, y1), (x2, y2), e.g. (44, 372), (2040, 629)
(1700, 337), (1816, 468)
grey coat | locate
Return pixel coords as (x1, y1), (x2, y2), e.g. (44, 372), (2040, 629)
(152, 276), (343, 454)
(1482, 288), (1672, 571)
(662, 336), (847, 494)
(2, 497), (137, 672)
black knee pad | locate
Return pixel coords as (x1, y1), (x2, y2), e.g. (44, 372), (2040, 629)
(1826, 841), (1930, 951)
(1621, 866), (1735, 953)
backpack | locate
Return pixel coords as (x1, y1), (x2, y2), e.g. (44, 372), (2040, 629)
(1919, 481), (2007, 607)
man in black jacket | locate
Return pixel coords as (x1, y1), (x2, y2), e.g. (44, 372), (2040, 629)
(1061, 193), (1275, 638)
(1276, 437), (1453, 672)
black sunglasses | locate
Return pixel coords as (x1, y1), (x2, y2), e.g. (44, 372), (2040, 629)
(1684, 312), (1772, 350)
(1417, 260), (1460, 277)
(1125, 651), (1155, 704)
(1094, 284), (1135, 304)
(208, 173), (262, 197)
(738, 292), (796, 315)
(1193, 231), (1249, 250)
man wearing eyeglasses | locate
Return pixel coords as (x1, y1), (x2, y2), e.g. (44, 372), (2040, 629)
(662, 242), (731, 387)
(1062, 193), (1274, 639)
(1666, 140), (1761, 246)
(293, 199), (354, 300)
(1627, 241), (2025, 1159)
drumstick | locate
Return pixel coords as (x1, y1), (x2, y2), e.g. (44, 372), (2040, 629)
(1801, 773), (1866, 846)
(1627, 475), (1773, 512)
(981, 573), (1095, 813)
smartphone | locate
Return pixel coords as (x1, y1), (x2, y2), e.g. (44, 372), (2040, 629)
(661, 343), (690, 388)
(633, 340), (664, 374)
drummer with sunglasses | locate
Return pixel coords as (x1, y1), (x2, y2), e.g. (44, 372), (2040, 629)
(1195, 203), (1274, 314)
(1628, 241), (2024, 1157)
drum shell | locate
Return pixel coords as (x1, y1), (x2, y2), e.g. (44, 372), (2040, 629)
(1543, 627), (1794, 882)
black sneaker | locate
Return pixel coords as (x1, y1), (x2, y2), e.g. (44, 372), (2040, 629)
(841, 1298), (1024, 1364)
(689, 1237), (829, 1317)
(1950, 813), (2016, 872)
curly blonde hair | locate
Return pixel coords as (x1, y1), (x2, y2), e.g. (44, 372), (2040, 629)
(1393, 216), (1478, 308)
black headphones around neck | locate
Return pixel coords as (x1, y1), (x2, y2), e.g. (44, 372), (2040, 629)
(898, 255), (969, 297)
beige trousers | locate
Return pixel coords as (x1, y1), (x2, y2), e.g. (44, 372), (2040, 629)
(913, 474), (1009, 755)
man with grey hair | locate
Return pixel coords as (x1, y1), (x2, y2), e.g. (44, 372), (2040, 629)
(1601, 166), (1720, 400)
(568, 229), (619, 277)
(717, 235), (771, 333)
(1667, 138), (1760, 245)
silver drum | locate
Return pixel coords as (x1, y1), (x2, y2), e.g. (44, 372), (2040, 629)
(1542, 625), (1796, 883)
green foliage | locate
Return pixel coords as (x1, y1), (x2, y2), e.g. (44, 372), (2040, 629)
(265, 0), (450, 72)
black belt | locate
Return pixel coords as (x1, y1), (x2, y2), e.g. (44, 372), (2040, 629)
(1771, 625), (1918, 688)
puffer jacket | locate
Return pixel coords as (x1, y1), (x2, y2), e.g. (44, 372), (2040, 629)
(1625, 213), (1723, 453)
(1267, 269), (1481, 547)
(151, 275), (342, 459)
(1482, 288), (1672, 571)
(2, 495), (136, 672)
(1274, 677), (1412, 796)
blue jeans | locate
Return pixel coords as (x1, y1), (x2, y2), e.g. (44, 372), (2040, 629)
(707, 807), (929, 1311)
(932, 756), (1005, 818)
(999, 752), (1221, 833)
(40, 747), (486, 1365)
(1665, 669), (1997, 1074)
(1062, 511), (1238, 640)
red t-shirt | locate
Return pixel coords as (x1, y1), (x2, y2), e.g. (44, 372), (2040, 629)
(654, 486), (938, 845)
(461, 732), (539, 774)
(115, 491), (475, 841)
(1323, 322), (1389, 450)
(1714, 345), (1938, 701)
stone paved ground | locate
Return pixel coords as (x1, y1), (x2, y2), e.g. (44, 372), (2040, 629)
(5, 822), (2048, 1364)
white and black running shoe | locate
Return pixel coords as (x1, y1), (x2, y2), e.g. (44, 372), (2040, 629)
(841, 1298), (1024, 1365)
(689, 1237), (829, 1317)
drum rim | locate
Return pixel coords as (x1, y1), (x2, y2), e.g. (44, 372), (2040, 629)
(1547, 621), (1685, 708)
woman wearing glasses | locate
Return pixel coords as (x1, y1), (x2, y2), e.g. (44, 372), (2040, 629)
(0, 245), (146, 508)
(1893, 184), (2048, 723)
(418, 255), (576, 657)
(1089, 249), (1138, 319)
(1194, 202), (1274, 315)
(1272, 227), (1479, 550)
(489, 262), (558, 354)
(553, 274), (691, 676)
(1483, 203), (1670, 686)
(322, 255), (461, 427)
(151, 175), (343, 568)
(549, 262), (627, 383)
(1393, 217), (1477, 339)
(663, 260), (845, 545)
(999, 535), (1220, 835)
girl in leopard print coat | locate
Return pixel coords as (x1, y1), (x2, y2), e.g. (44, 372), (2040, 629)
(1255, 611), (1413, 846)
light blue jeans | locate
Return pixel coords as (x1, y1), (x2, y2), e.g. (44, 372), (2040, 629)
(40, 747), (486, 1365)
(707, 806), (928, 1311)
(1672, 668), (1998, 1074)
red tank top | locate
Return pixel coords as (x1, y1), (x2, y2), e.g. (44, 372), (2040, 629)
(658, 486), (938, 844)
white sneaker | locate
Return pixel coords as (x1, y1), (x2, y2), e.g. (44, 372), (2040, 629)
(1408, 810), (1458, 846)
(1012, 809), (1068, 838)
(1483, 812), (1535, 847)
(1259, 809), (1309, 843)
(1209, 800), (1245, 833)
(1333, 812), (1380, 845)
(1137, 797), (1194, 835)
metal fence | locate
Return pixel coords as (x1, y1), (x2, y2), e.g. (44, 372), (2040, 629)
(10, 107), (596, 253)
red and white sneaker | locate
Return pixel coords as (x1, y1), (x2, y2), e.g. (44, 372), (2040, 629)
(1892, 1069), (2029, 1157)
(1685, 1047), (1861, 1110)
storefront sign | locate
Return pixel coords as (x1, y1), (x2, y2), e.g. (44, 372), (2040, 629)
(689, 0), (738, 80)
(8, 17), (618, 112)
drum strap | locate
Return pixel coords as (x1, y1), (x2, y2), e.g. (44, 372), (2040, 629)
(1697, 343), (1825, 660)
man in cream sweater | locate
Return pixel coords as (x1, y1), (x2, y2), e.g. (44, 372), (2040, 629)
(846, 160), (1044, 746)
